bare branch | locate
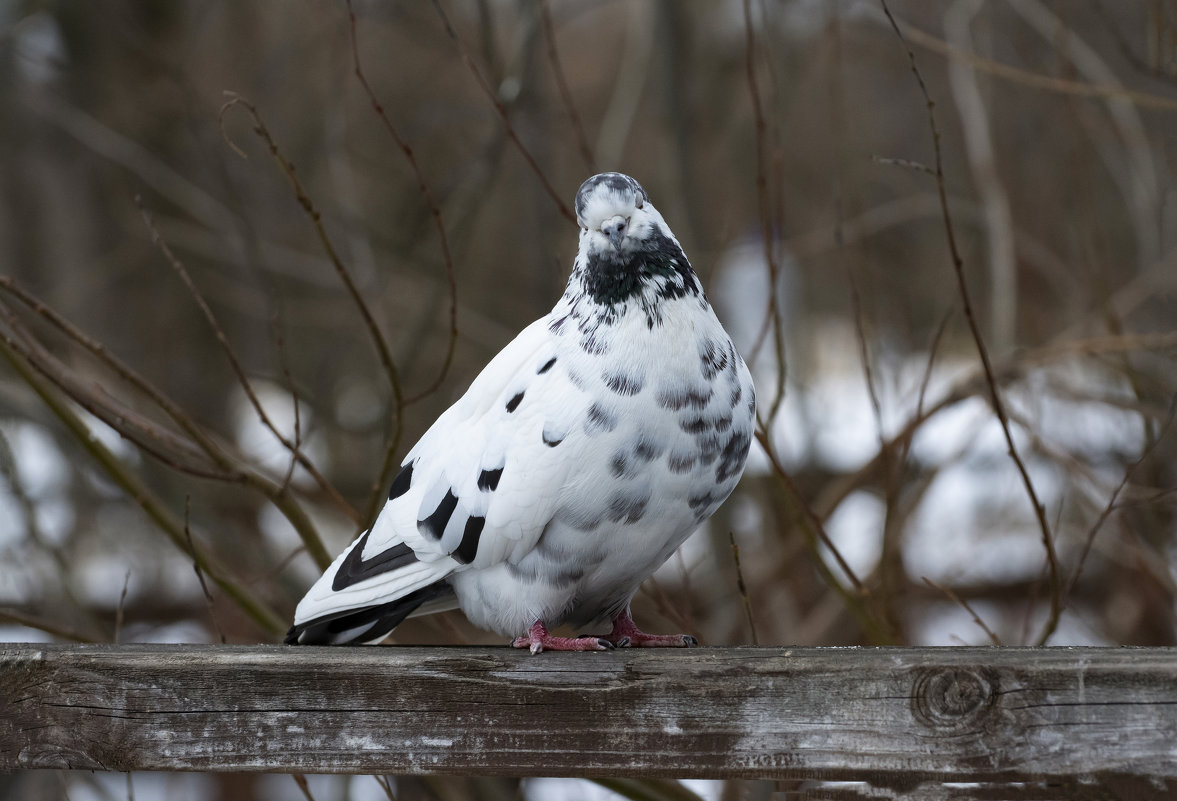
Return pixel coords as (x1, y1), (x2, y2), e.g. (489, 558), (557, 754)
(137, 198), (357, 529)
(114, 570), (131, 644)
(346, 0), (459, 407)
(0, 336), (288, 635)
(945, 0), (1017, 353)
(743, 0), (789, 428)
(922, 577), (1003, 646)
(1040, 396), (1177, 645)
(291, 774), (317, 801)
(879, 0), (1061, 644)
(219, 93), (405, 411)
(0, 274), (335, 568)
(0, 607), (103, 643)
(371, 775), (396, 801)
(429, 0), (577, 224)
(538, 0), (595, 172)
(185, 497), (227, 644)
(0, 303), (235, 480)
(219, 93), (408, 531)
(753, 427), (896, 645)
(879, 11), (1177, 111)
(728, 530), (759, 646)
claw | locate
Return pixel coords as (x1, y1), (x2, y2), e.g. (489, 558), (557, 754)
(513, 621), (615, 654)
(599, 610), (699, 648)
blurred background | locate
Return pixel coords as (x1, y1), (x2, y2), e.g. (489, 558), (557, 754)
(1, 0), (1176, 798)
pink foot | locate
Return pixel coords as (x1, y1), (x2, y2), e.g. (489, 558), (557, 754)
(600, 610), (698, 648)
(512, 620), (613, 654)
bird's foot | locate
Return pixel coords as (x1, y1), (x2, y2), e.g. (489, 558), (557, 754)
(600, 611), (698, 648)
(512, 620), (613, 654)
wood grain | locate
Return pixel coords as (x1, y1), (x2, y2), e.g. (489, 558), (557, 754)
(2, 644), (1175, 782)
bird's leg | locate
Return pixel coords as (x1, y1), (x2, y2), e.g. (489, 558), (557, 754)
(512, 620), (613, 654)
(602, 609), (698, 648)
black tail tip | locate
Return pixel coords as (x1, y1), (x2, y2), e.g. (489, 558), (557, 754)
(281, 582), (453, 646)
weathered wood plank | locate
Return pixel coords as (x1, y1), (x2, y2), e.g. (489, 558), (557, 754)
(1, 644), (1175, 782)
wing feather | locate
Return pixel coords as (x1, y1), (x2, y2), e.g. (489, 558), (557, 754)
(292, 316), (586, 632)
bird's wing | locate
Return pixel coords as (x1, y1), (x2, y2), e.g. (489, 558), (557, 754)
(292, 316), (583, 627)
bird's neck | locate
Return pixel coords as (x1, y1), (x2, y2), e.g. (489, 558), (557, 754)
(560, 230), (704, 330)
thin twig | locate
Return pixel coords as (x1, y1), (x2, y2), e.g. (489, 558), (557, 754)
(848, 263), (908, 634)
(0, 607), (103, 643)
(848, 267), (886, 449)
(896, 307), (953, 472)
(591, 778), (706, 801)
(255, 545), (308, 587)
(219, 94), (406, 529)
(270, 309), (303, 498)
(1026, 331), (1177, 362)
(114, 570), (131, 644)
(915, 310), (952, 421)
(879, 0), (1061, 646)
(922, 577), (1002, 646)
(291, 773), (317, 801)
(640, 577), (702, 644)
(137, 196), (356, 528)
(429, 0), (576, 224)
(184, 497), (226, 644)
(372, 775), (398, 801)
(743, 0), (789, 429)
(0, 428), (104, 631)
(885, 11), (1177, 112)
(728, 531), (759, 646)
(1041, 395), (1177, 644)
(753, 427), (895, 644)
(672, 549), (698, 635)
(945, 0), (1017, 354)
(812, 325), (1177, 527)
(755, 429), (865, 596)
(538, 0), (595, 171)
(218, 97), (404, 406)
(346, 0), (459, 406)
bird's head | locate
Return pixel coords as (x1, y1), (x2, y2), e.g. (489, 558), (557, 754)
(574, 172), (656, 255)
(566, 171), (699, 317)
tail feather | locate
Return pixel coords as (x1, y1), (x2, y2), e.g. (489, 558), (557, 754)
(284, 581), (454, 645)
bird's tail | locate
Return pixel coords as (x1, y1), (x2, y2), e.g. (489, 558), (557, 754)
(283, 581), (454, 645)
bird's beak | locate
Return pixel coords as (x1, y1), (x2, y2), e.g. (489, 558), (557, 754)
(601, 215), (628, 250)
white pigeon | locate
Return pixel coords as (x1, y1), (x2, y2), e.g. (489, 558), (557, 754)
(286, 173), (756, 652)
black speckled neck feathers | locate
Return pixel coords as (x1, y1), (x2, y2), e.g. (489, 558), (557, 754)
(580, 228), (699, 307)
(566, 228), (703, 332)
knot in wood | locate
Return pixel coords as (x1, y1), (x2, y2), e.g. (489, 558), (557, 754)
(911, 667), (996, 732)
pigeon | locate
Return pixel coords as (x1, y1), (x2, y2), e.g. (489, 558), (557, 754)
(285, 172), (756, 653)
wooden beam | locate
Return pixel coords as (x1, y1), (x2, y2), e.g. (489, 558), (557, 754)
(2, 644), (1175, 782)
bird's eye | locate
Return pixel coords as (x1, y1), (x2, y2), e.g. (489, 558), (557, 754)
(635, 196), (644, 210)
